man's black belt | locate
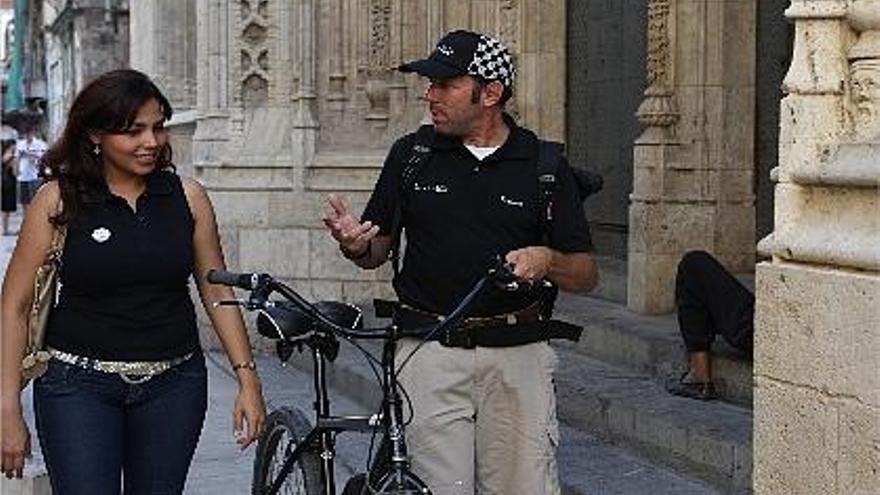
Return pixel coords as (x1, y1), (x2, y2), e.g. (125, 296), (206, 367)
(390, 302), (583, 349)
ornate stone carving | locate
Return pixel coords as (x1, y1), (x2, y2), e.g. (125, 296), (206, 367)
(500, 0), (519, 52)
(847, 4), (880, 138)
(499, 0), (520, 118)
(368, 0), (391, 72)
(239, 0), (270, 108)
(242, 73), (269, 106)
(366, 0), (391, 123)
(327, 0), (347, 101)
(849, 55), (880, 137)
(645, 0), (670, 89)
(637, 0), (679, 128)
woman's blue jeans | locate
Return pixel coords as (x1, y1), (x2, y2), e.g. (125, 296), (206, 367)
(33, 352), (208, 495)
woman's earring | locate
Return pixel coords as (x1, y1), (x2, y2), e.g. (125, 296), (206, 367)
(92, 143), (100, 156)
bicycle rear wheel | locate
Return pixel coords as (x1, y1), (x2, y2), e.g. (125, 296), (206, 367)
(252, 407), (322, 495)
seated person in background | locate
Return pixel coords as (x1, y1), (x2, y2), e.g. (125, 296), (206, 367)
(666, 250), (754, 401)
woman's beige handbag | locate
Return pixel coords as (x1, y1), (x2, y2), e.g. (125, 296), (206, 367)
(21, 221), (67, 386)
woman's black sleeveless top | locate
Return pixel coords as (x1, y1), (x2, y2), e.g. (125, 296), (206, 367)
(45, 171), (200, 361)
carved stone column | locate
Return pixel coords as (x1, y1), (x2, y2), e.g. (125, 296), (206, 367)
(627, 0), (681, 314)
(292, 0), (319, 168)
(192, 0), (231, 179)
(130, 0), (197, 111)
(628, 0), (757, 314)
(130, 0), (199, 174)
(326, 0), (348, 102)
(753, 1), (880, 493)
(364, 0), (391, 128)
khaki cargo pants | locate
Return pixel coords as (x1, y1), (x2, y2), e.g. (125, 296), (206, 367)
(396, 339), (561, 495)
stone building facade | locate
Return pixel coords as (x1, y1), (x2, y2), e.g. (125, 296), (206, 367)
(42, 0), (130, 139)
(753, 1), (879, 493)
(128, 0), (776, 315)
(130, 0), (569, 312)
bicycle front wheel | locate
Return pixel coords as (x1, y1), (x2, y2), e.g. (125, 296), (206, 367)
(252, 407), (322, 495)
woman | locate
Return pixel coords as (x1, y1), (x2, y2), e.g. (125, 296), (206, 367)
(0, 70), (266, 493)
(1, 138), (17, 234)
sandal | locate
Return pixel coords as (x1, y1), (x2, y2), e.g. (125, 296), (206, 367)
(665, 373), (717, 401)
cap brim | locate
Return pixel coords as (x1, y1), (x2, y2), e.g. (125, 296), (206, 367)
(398, 59), (465, 80)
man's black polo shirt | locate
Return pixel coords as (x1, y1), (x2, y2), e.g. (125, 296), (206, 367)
(362, 119), (593, 316)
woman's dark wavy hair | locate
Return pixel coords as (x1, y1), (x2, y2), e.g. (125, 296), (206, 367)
(42, 69), (173, 225)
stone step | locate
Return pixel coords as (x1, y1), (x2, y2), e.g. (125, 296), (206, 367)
(554, 347), (752, 493)
(279, 336), (750, 494)
(558, 424), (723, 495)
(554, 293), (753, 408)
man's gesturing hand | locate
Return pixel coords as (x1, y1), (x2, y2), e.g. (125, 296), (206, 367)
(323, 194), (379, 257)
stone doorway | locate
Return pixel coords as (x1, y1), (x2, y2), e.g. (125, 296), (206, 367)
(566, 0), (647, 302)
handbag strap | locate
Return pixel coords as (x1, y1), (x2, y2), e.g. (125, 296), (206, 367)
(46, 199), (67, 263)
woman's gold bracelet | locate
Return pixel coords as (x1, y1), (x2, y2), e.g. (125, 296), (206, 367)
(232, 360), (257, 372)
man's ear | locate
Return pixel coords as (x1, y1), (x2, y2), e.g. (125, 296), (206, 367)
(482, 80), (505, 108)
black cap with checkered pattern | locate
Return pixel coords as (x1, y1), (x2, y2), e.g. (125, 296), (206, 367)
(399, 30), (516, 89)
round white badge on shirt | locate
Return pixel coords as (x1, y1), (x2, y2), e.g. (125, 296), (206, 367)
(91, 227), (111, 243)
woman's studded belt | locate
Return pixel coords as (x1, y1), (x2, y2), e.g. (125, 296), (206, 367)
(47, 347), (194, 384)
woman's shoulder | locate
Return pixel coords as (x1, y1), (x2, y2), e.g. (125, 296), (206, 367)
(31, 180), (62, 212)
(177, 175), (208, 200)
(175, 175), (212, 220)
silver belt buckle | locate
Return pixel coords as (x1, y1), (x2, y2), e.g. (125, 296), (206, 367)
(119, 372), (154, 385)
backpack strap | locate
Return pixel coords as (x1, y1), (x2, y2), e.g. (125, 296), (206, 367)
(389, 125), (434, 278)
(536, 140), (564, 246)
(535, 141), (567, 321)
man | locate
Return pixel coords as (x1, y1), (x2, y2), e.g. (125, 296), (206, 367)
(15, 126), (47, 209)
(324, 30), (598, 494)
(666, 251), (754, 401)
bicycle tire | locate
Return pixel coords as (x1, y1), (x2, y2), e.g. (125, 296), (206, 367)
(252, 407), (322, 495)
(342, 436), (430, 495)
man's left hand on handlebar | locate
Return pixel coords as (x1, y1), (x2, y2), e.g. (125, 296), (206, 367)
(505, 246), (553, 282)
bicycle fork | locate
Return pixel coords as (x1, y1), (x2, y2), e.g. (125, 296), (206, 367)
(376, 332), (432, 494)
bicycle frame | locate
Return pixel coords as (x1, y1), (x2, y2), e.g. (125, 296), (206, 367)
(209, 259), (514, 495)
(262, 324), (427, 495)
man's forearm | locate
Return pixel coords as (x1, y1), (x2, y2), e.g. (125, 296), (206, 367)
(546, 250), (599, 293)
(346, 235), (392, 269)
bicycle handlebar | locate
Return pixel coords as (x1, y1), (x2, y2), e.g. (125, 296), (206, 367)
(206, 269), (267, 290)
(207, 256), (525, 342)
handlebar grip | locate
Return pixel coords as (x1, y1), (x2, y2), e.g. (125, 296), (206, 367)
(489, 256), (518, 285)
(206, 269), (258, 290)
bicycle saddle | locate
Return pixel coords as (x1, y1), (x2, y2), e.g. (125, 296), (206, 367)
(257, 301), (363, 340)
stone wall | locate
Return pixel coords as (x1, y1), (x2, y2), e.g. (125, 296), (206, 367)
(43, 0), (130, 139)
(754, 1), (880, 493)
(194, 0), (566, 294)
(627, 0), (757, 314)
